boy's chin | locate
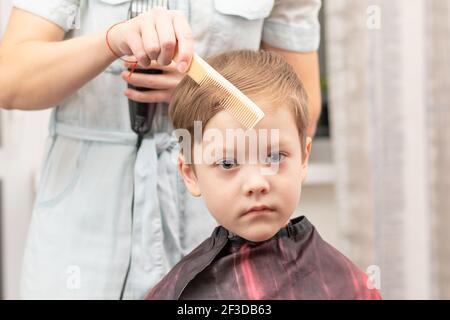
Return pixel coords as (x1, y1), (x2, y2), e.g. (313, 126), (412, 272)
(240, 227), (279, 243)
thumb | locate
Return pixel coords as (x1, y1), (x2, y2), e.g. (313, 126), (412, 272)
(173, 47), (193, 74)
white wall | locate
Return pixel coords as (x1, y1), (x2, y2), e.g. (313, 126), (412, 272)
(298, 138), (341, 252)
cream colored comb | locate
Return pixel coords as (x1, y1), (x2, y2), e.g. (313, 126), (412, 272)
(183, 53), (265, 130)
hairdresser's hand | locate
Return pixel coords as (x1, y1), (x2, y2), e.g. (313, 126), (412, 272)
(107, 7), (193, 73)
(121, 60), (184, 103)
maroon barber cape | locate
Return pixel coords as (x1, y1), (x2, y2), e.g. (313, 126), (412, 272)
(146, 216), (381, 300)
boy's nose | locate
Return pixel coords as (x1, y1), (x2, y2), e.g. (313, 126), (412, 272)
(242, 169), (270, 196)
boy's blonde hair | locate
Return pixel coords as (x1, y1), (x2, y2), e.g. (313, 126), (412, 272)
(169, 50), (310, 153)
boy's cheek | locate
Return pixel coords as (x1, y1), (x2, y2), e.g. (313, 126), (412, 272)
(204, 185), (230, 203)
(299, 159), (309, 183)
(277, 175), (303, 202)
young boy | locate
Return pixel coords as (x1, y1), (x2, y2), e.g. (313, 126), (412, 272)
(145, 50), (381, 300)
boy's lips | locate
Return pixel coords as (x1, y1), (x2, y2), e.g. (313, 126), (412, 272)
(242, 205), (274, 216)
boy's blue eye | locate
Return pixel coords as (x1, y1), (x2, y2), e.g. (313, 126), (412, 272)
(266, 152), (285, 164)
(217, 159), (237, 170)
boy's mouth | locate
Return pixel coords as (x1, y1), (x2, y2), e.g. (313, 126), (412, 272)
(242, 204), (274, 216)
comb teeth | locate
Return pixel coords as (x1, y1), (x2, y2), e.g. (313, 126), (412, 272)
(186, 53), (265, 130)
(201, 76), (264, 129)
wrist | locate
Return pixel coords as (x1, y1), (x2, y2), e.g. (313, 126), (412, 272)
(105, 22), (124, 60)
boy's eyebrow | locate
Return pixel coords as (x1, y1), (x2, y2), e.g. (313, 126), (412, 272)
(270, 137), (291, 149)
(220, 147), (238, 156)
(264, 135), (292, 149)
(217, 136), (292, 153)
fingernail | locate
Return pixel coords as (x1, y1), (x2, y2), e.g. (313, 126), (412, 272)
(177, 61), (188, 73)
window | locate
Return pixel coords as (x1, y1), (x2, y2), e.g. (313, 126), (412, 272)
(316, 4), (330, 138)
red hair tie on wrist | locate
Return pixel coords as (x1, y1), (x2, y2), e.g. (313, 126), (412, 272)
(105, 21), (138, 81)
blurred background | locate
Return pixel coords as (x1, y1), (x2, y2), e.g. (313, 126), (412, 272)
(1, 0), (449, 299)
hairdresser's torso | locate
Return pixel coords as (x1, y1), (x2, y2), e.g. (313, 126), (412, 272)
(58, 0), (276, 132)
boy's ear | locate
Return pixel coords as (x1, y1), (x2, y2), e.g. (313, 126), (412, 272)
(178, 153), (202, 197)
(300, 137), (312, 184)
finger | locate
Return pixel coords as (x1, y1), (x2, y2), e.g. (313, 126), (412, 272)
(147, 60), (179, 72)
(140, 13), (161, 61)
(121, 71), (182, 89)
(126, 32), (151, 67)
(171, 10), (193, 73)
(123, 55), (138, 63)
(153, 8), (177, 66)
(123, 61), (179, 74)
(124, 60), (143, 70)
(124, 88), (172, 103)
(123, 57), (147, 70)
(123, 60), (151, 70)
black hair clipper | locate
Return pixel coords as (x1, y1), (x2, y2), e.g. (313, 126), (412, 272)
(127, 68), (162, 145)
(127, 0), (168, 148)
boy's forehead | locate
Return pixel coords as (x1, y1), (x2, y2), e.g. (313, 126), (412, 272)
(205, 103), (295, 129)
(204, 110), (242, 131)
(202, 107), (299, 147)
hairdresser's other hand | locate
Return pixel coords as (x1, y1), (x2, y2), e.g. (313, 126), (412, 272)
(121, 60), (184, 103)
(107, 7), (193, 73)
